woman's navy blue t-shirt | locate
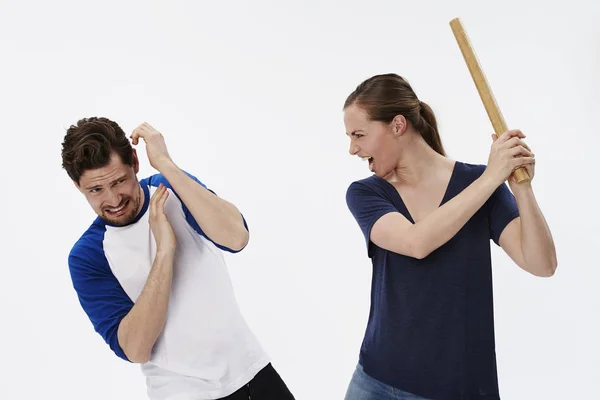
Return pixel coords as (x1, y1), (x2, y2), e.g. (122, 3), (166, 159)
(345, 161), (519, 400)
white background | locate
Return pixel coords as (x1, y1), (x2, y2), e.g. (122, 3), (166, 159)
(1, 0), (599, 399)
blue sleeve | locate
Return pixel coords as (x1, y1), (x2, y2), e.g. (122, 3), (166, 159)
(68, 236), (134, 362)
(488, 182), (520, 245)
(147, 172), (249, 253)
(346, 181), (399, 257)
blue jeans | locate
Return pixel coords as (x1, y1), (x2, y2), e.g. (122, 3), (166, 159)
(344, 363), (431, 400)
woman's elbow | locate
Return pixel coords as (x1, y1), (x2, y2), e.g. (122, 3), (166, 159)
(532, 257), (558, 278)
(546, 257), (558, 277)
(409, 238), (431, 260)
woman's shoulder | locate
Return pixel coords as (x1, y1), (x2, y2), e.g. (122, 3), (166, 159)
(347, 174), (389, 193)
(454, 160), (488, 180)
(345, 174), (396, 204)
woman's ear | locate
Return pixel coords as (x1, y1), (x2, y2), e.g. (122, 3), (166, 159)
(391, 114), (407, 137)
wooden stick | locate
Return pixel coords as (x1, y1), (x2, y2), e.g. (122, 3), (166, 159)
(449, 17), (530, 184)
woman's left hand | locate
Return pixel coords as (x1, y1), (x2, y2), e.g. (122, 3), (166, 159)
(492, 131), (535, 189)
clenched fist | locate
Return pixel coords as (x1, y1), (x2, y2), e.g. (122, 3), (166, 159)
(484, 129), (535, 186)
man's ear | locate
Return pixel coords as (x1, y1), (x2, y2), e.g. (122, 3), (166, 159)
(132, 149), (140, 174)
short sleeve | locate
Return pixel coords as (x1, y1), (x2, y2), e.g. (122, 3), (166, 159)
(68, 238), (134, 362)
(346, 181), (399, 256)
(148, 172), (249, 253)
(488, 182), (520, 245)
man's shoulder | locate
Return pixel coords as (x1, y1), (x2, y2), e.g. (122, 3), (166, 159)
(140, 171), (208, 191)
(140, 173), (169, 188)
(68, 218), (109, 272)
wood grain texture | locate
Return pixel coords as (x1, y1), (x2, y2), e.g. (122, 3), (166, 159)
(450, 17), (530, 184)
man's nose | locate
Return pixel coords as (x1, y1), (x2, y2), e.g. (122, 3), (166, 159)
(105, 189), (121, 207)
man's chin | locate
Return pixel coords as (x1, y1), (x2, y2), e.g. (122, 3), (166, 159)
(100, 210), (137, 226)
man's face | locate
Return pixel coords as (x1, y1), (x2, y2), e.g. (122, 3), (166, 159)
(77, 151), (144, 226)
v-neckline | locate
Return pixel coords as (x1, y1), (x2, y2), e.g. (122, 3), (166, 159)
(376, 161), (460, 225)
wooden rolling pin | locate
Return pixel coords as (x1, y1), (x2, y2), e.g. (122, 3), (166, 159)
(450, 17), (531, 184)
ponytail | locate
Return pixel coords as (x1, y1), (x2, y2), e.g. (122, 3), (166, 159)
(415, 101), (446, 156)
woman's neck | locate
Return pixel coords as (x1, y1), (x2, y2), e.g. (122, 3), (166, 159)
(384, 133), (452, 186)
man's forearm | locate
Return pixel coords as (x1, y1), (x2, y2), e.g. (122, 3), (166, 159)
(514, 185), (557, 276)
(158, 161), (248, 251)
(117, 250), (174, 363)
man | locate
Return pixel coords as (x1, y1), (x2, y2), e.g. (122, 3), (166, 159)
(61, 117), (294, 400)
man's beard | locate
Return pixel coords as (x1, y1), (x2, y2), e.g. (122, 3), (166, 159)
(101, 195), (141, 226)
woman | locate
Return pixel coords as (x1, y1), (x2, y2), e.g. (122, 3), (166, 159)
(343, 73), (557, 400)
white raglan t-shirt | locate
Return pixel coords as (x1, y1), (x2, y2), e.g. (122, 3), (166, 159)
(68, 172), (270, 399)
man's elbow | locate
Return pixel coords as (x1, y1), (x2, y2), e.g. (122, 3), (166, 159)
(122, 344), (151, 364)
(118, 329), (152, 364)
(129, 353), (150, 364)
(229, 228), (249, 252)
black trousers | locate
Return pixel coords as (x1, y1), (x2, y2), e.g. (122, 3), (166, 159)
(218, 363), (295, 400)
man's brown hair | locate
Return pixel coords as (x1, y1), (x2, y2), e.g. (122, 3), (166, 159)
(61, 117), (134, 184)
